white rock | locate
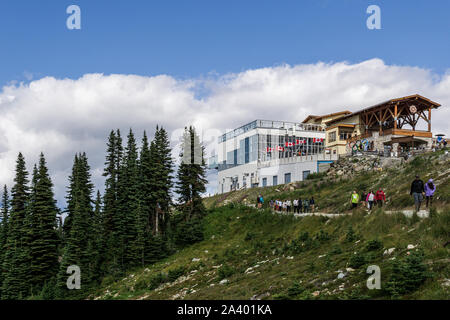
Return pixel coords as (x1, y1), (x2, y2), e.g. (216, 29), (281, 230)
(383, 248), (396, 255)
(286, 256), (294, 260)
(204, 250), (209, 253)
(346, 268), (355, 272)
(337, 272), (346, 279)
(407, 244), (417, 250)
(192, 258), (201, 262)
(318, 254), (326, 258)
(219, 279), (229, 285)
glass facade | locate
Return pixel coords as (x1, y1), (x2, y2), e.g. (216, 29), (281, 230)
(218, 120), (325, 172)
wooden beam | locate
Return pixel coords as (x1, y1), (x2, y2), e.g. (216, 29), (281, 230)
(379, 110), (382, 134)
(428, 107), (431, 132)
(394, 103), (398, 129)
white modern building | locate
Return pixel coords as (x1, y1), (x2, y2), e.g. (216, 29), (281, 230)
(211, 120), (338, 194)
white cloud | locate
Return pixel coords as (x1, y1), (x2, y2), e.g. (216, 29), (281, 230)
(0, 59), (448, 203)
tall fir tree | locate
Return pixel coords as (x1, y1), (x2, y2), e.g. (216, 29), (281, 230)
(102, 130), (121, 274)
(1, 153), (31, 299)
(56, 153), (95, 298)
(0, 185), (10, 298)
(116, 129), (140, 269)
(174, 126), (207, 246)
(92, 190), (105, 279)
(29, 153), (59, 296)
(153, 126), (174, 235)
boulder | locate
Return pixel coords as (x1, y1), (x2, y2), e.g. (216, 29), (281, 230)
(383, 248), (396, 255)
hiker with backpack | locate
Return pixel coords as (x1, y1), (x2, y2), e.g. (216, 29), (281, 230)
(410, 175), (425, 212)
(375, 188), (386, 207)
(366, 191), (375, 210)
(257, 194), (262, 209)
(424, 178), (436, 208)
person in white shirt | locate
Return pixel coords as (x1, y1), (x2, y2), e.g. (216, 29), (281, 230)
(286, 199), (292, 213)
(293, 199), (299, 213)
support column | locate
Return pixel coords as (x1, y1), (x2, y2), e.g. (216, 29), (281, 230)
(379, 110), (383, 135)
(428, 108), (431, 132)
(394, 104), (398, 130)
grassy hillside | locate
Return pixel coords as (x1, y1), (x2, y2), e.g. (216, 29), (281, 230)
(92, 150), (450, 300)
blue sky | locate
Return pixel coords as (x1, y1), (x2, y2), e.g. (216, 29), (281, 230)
(1, 0), (449, 86)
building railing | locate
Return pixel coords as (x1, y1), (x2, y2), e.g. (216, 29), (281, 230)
(381, 128), (433, 138)
(219, 119), (326, 143)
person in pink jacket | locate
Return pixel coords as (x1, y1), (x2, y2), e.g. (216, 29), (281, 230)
(424, 178), (436, 208)
(366, 191), (375, 210)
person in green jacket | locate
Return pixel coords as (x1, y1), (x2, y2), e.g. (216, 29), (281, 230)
(351, 190), (359, 209)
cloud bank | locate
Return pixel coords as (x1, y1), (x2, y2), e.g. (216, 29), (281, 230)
(0, 58), (448, 203)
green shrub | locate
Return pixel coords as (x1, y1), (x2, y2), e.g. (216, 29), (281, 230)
(287, 281), (305, 297)
(306, 172), (326, 180)
(148, 272), (167, 290)
(349, 252), (366, 269)
(244, 231), (256, 241)
(167, 266), (186, 282)
(330, 245), (342, 255)
(298, 231), (310, 241)
(314, 229), (330, 242)
(217, 265), (235, 280)
(384, 249), (429, 298)
(365, 239), (383, 251)
(345, 226), (356, 242)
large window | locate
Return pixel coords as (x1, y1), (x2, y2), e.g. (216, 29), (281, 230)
(339, 130), (353, 141)
(328, 131), (336, 143)
(262, 177), (267, 187)
(284, 173), (291, 184)
(302, 170), (310, 180)
(273, 176), (278, 186)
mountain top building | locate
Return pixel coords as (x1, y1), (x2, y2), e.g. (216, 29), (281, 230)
(309, 94), (441, 156)
(214, 120), (337, 194)
(212, 94), (442, 194)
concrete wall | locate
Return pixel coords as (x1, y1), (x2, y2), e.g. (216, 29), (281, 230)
(259, 160), (318, 187)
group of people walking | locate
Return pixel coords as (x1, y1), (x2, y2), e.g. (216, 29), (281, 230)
(411, 175), (436, 212)
(351, 189), (386, 210)
(350, 175), (436, 212)
(269, 197), (315, 213)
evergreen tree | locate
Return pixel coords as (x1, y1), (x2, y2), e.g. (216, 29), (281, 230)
(56, 153), (95, 298)
(153, 126), (174, 235)
(92, 190), (105, 279)
(29, 153), (59, 295)
(116, 129), (140, 269)
(102, 130), (121, 274)
(136, 132), (152, 266)
(1, 153), (31, 299)
(174, 126), (207, 245)
(0, 185), (10, 298)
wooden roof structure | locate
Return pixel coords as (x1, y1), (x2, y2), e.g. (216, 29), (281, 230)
(326, 94), (441, 134)
(302, 110), (351, 124)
